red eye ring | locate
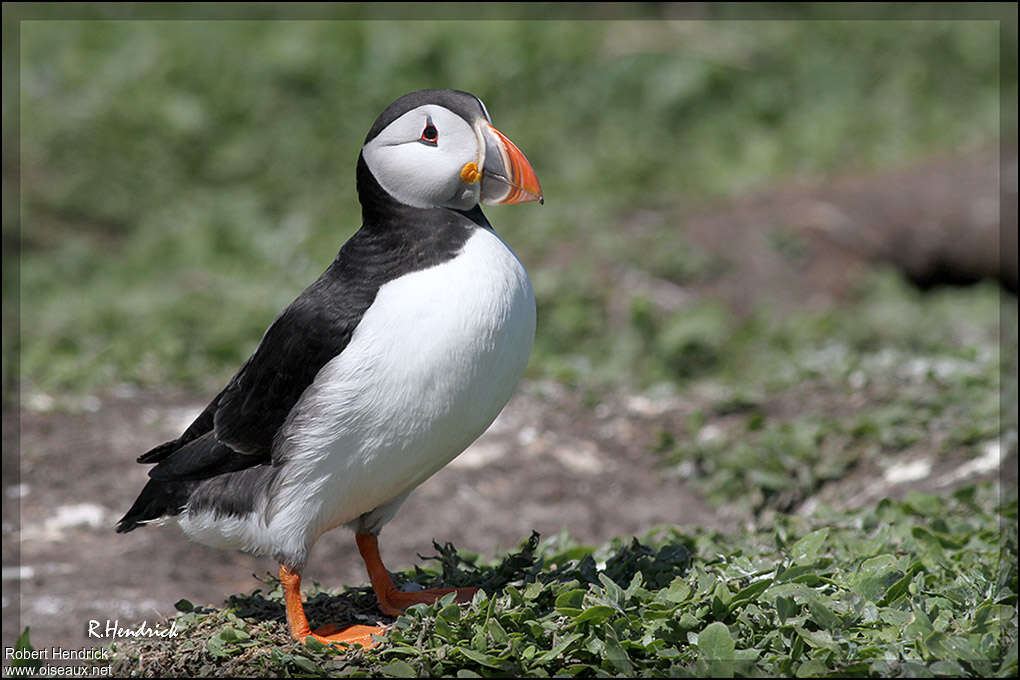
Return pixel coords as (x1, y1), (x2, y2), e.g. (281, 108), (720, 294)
(419, 121), (438, 146)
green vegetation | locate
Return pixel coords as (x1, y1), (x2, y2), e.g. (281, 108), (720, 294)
(101, 483), (1015, 677)
(650, 272), (1006, 516)
(10, 14), (1012, 399)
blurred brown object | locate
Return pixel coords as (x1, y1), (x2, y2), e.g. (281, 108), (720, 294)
(651, 145), (1015, 322)
(796, 146), (1017, 294)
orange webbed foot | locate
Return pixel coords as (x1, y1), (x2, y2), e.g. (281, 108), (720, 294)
(356, 534), (478, 617)
(280, 564), (387, 650)
(377, 585), (478, 617)
(306, 623), (386, 649)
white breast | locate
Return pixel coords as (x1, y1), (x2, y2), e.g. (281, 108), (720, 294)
(267, 226), (536, 544)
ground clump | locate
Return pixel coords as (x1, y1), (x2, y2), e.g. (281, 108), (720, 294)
(70, 484), (1015, 678)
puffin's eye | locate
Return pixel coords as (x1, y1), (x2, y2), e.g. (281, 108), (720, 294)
(419, 121), (438, 146)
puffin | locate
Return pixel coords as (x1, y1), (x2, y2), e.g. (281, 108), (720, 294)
(117, 89), (542, 649)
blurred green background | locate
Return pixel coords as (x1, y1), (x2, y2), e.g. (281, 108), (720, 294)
(6, 6), (1015, 406)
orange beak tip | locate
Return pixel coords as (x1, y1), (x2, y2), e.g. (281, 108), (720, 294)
(485, 125), (543, 205)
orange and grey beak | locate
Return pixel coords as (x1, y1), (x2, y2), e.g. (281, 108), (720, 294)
(477, 123), (543, 205)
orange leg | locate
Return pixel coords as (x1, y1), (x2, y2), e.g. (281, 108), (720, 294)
(356, 533), (477, 616)
(280, 564), (385, 649)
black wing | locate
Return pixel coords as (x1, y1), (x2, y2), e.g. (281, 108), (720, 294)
(116, 259), (376, 534)
(136, 258), (380, 478)
(212, 267), (379, 460)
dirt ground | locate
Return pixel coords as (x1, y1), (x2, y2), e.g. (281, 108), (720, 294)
(3, 147), (1015, 654)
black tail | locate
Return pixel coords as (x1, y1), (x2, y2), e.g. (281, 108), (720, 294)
(116, 477), (195, 533)
(118, 431), (261, 533)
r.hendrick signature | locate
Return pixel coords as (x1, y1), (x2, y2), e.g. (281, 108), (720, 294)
(87, 619), (180, 639)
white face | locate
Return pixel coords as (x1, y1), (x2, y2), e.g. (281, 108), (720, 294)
(362, 104), (483, 210)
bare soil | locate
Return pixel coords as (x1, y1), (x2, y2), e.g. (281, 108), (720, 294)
(3, 147), (1014, 654)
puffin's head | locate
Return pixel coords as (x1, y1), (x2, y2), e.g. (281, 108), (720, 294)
(361, 89), (542, 211)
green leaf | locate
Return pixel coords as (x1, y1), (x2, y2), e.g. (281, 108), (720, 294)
(905, 602), (935, 639)
(574, 605), (616, 626)
(879, 571), (914, 606)
(433, 614), (456, 640)
(505, 584), (524, 607)
(712, 581), (733, 619)
(698, 621), (735, 660)
(795, 627), (840, 653)
(878, 606), (913, 626)
(643, 601), (679, 619)
(598, 573), (625, 603)
(805, 598), (842, 631)
(776, 564), (823, 584)
(290, 654), (322, 674)
(438, 602), (462, 622)
(664, 576), (691, 603)
(380, 660), (418, 678)
(205, 635), (229, 659)
(523, 581), (544, 600)
(679, 611), (703, 629)
(730, 578), (773, 611)
(174, 598), (194, 612)
(534, 632), (582, 663)
(604, 632), (634, 674)
(904, 491), (942, 516)
(776, 595), (799, 624)
(791, 528), (830, 565)
(217, 626), (249, 643)
(555, 589), (585, 615)
(923, 632), (976, 661)
(9, 628), (43, 670)
(852, 555), (905, 602)
(796, 659), (829, 677)
(972, 603), (1014, 634)
(456, 646), (507, 670)
(485, 618), (508, 645)
(930, 660), (968, 676)
(624, 571), (644, 599)
(470, 628), (486, 652)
